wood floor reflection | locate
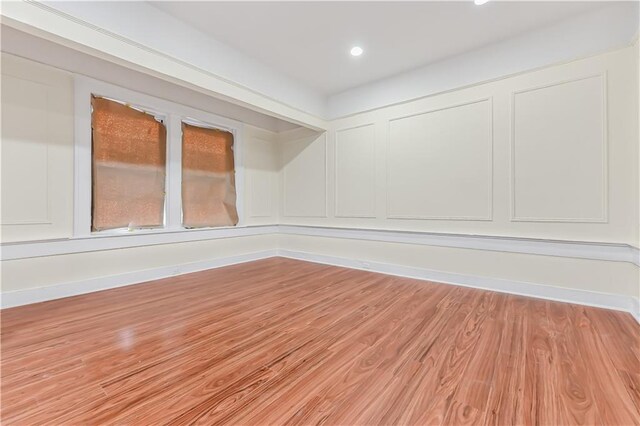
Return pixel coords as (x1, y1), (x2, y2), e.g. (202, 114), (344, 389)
(2, 257), (639, 425)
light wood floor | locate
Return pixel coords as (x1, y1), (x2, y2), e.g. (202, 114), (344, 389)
(2, 258), (639, 425)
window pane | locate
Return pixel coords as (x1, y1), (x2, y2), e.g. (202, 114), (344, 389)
(91, 95), (166, 231)
(182, 122), (238, 228)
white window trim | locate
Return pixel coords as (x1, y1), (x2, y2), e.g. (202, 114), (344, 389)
(73, 76), (245, 239)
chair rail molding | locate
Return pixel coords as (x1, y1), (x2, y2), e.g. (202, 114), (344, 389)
(3, 224), (638, 266)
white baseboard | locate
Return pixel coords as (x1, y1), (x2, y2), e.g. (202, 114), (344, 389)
(2, 248), (638, 324)
(278, 249), (640, 323)
(0, 250), (278, 309)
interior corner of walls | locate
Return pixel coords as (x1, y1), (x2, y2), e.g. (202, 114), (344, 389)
(276, 126), (326, 143)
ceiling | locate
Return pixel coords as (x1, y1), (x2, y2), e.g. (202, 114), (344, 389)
(151, 1), (610, 95)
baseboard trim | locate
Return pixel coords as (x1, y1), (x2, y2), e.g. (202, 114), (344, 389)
(278, 249), (640, 323)
(2, 249), (638, 324)
(0, 249), (278, 309)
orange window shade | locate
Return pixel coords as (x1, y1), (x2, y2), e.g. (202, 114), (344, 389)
(182, 122), (238, 228)
(91, 95), (167, 231)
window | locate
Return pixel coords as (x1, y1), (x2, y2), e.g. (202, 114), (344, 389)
(182, 122), (238, 228)
(75, 77), (243, 237)
(91, 96), (167, 231)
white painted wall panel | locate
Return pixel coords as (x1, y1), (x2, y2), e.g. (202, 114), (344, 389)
(1, 54), (74, 241)
(283, 46), (636, 245)
(1, 46), (638, 306)
(1, 76), (50, 224)
(387, 99), (492, 220)
(245, 130), (278, 222)
(512, 75), (606, 222)
(335, 124), (376, 218)
(282, 133), (327, 217)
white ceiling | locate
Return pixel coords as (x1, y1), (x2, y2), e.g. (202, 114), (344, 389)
(151, 1), (611, 95)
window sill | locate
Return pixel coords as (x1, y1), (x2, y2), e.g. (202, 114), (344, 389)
(78, 225), (241, 239)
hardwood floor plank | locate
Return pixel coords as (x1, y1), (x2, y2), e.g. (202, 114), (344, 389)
(571, 306), (640, 425)
(1, 257), (638, 425)
(617, 369), (640, 413)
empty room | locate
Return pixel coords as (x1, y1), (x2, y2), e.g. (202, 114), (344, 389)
(1, 1), (639, 424)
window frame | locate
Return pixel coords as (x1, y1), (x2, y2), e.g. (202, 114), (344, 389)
(74, 76), (245, 238)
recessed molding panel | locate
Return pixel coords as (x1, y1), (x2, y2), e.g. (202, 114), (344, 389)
(335, 124), (376, 218)
(1, 54), (75, 242)
(387, 99), (493, 220)
(249, 172), (273, 218)
(1, 75), (51, 225)
(246, 138), (276, 218)
(511, 74), (607, 223)
(283, 133), (327, 217)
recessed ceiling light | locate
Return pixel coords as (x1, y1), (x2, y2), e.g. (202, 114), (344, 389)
(474, 0), (490, 4)
(350, 46), (363, 57)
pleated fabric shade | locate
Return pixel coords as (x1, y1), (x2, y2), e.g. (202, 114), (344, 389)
(181, 122), (238, 228)
(91, 95), (166, 231)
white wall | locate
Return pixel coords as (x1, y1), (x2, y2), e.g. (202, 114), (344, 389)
(276, 46), (639, 307)
(1, 53), (281, 299)
(1, 46), (638, 316)
(281, 46), (638, 245)
(1, 54), (74, 241)
(244, 125), (280, 225)
(0, 53), (280, 243)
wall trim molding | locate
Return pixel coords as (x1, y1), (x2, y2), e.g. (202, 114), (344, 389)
(278, 225), (640, 266)
(3, 249), (637, 324)
(334, 123), (377, 219)
(247, 136), (276, 219)
(3, 224), (638, 266)
(278, 249), (640, 323)
(0, 225), (278, 261)
(385, 97), (494, 221)
(282, 132), (329, 218)
(0, 249), (278, 309)
(509, 73), (609, 223)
